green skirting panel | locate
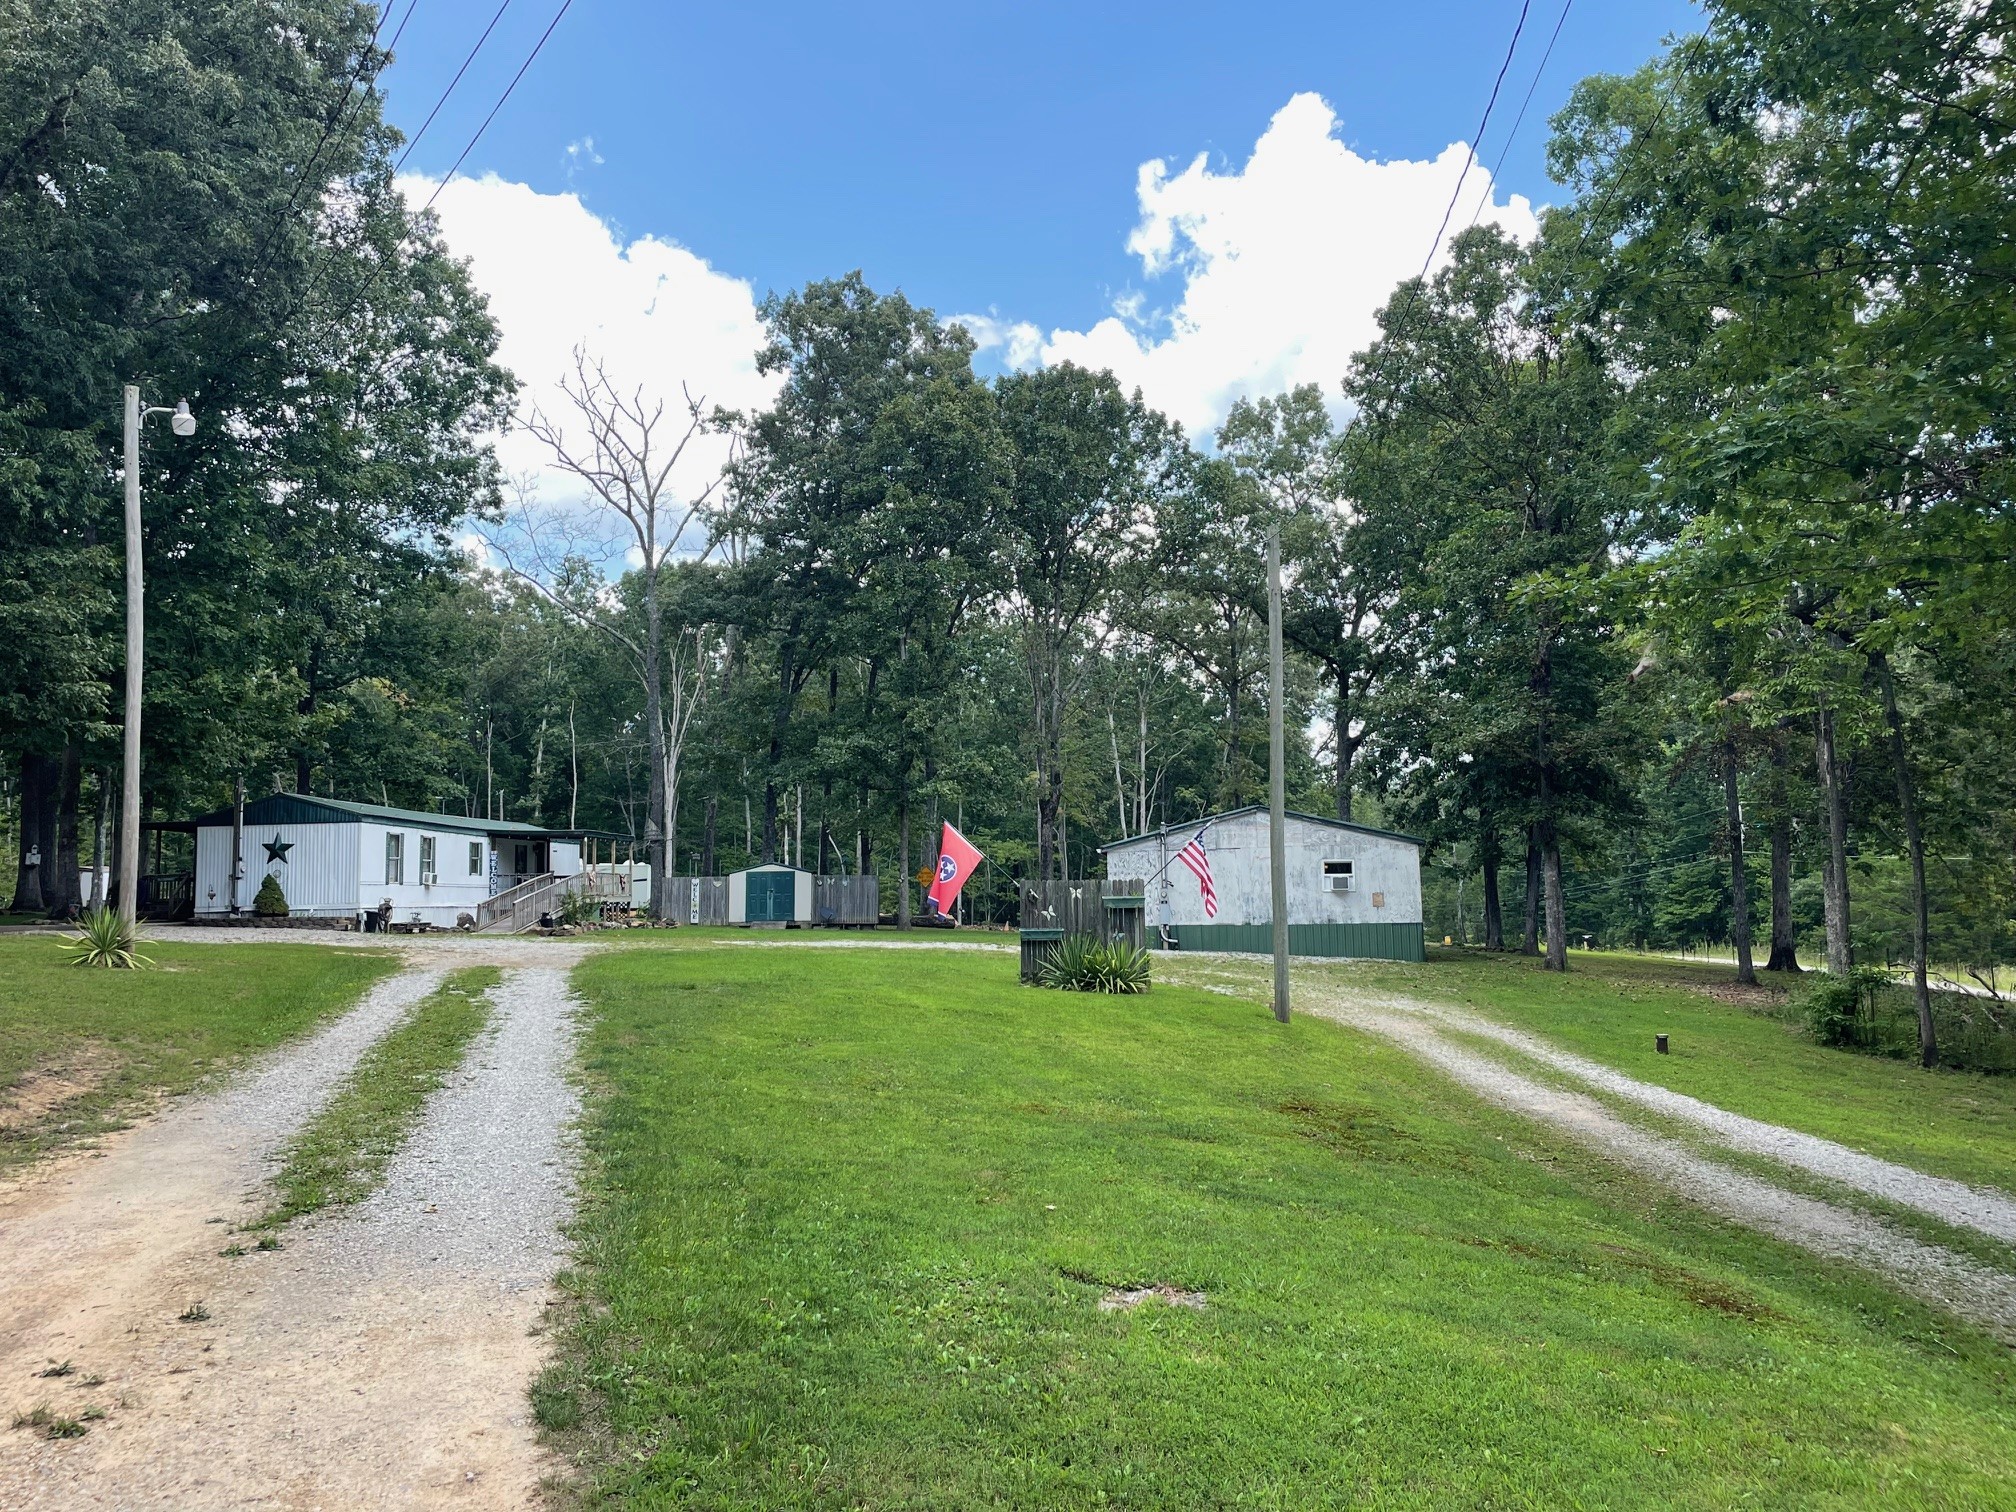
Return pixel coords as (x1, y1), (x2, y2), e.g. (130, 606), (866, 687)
(1168, 921), (1424, 962)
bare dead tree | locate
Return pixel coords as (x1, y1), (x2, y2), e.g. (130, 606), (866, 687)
(493, 347), (721, 921)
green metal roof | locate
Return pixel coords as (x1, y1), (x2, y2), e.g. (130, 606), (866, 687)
(183, 792), (621, 840)
(1097, 805), (1425, 852)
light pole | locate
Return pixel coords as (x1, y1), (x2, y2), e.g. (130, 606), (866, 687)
(118, 385), (195, 926)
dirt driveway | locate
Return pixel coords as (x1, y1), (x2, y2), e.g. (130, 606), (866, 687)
(0, 938), (593, 1510)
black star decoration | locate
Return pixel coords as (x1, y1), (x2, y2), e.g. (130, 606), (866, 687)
(263, 833), (293, 864)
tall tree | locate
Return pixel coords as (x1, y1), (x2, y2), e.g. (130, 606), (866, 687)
(997, 364), (1181, 879)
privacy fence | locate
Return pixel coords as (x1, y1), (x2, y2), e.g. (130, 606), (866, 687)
(1019, 878), (1146, 983)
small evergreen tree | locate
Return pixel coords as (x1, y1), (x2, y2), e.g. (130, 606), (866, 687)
(253, 874), (290, 917)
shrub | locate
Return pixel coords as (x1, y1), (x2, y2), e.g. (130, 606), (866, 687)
(60, 907), (152, 969)
(1038, 935), (1151, 994)
(558, 887), (600, 927)
(253, 873), (290, 917)
(1802, 971), (1872, 1047)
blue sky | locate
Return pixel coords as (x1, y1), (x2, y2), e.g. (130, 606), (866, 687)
(384, 0), (1697, 333)
(391, 1), (1699, 525)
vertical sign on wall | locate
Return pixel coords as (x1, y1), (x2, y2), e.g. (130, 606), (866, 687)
(689, 875), (701, 926)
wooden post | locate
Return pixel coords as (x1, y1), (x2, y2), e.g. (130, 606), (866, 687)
(1267, 527), (1290, 1023)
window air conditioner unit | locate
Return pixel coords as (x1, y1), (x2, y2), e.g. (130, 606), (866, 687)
(420, 871), (439, 887)
(1326, 875), (1355, 893)
(1323, 860), (1355, 893)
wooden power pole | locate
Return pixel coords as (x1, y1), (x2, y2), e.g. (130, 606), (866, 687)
(1267, 527), (1290, 1023)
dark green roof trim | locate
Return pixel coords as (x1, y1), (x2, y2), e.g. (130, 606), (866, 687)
(1097, 804), (1424, 852)
(182, 792), (623, 840)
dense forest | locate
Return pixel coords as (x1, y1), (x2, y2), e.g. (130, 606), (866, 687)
(5, 2), (2013, 1031)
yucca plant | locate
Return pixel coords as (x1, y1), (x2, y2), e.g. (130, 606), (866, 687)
(1038, 933), (1101, 991)
(1091, 939), (1152, 994)
(1038, 935), (1151, 994)
(60, 908), (153, 970)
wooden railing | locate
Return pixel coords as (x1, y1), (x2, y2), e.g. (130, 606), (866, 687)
(474, 869), (629, 934)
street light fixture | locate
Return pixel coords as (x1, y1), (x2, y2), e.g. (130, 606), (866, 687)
(118, 385), (196, 926)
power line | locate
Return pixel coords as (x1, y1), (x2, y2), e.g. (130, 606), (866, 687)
(1465, 0), (1574, 230)
(392, 0), (514, 176)
(421, 0), (575, 214)
(1356, 0), (1537, 416)
(292, 0), (574, 346)
(1415, 0), (1534, 284)
(241, 0), (416, 292)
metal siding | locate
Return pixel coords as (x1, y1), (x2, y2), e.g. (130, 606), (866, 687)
(1168, 921), (1423, 962)
(361, 821), (498, 927)
(1105, 812), (1422, 931)
(194, 821), (357, 917)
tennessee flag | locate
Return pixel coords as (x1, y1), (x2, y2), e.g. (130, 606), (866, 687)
(925, 822), (984, 916)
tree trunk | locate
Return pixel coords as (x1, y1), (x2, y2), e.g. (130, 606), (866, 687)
(1766, 731), (1800, 972)
(1480, 825), (1504, 950)
(1767, 813), (1799, 972)
(897, 776), (913, 929)
(48, 742), (83, 918)
(1335, 677), (1353, 821)
(642, 570), (668, 922)
(293, 674), (318, 795)
(1520, 827), (1541, 956)
(1540, 819), (1567, 971)
(1814, 707), (1852, 976)
(701, 795), (718, 877)
(11, 751), (53, 912)
(89, 773), (108, 909)
(1721, 736), (1756, 984)
(1873, 654), (1936, 1068)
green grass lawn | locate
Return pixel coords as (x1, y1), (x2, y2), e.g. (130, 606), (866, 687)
(543, 945), (2016, 1509)
(0, 935), (397, 1170)
(1311, 948), (2016, 1195)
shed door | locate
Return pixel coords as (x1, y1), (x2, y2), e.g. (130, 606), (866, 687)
(749, 871), (792, 921)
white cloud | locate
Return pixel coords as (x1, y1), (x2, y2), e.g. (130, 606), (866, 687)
(977, 92), (1540, 438)
(562, 136), (604, 176)
(398, 172), (777, 556)
(945, 311), (1044, 371)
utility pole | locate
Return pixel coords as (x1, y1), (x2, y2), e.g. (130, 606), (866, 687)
(117, 386), (193, 926)
(1267, 527), (1290, 1023)
(119, 387), (144, 926)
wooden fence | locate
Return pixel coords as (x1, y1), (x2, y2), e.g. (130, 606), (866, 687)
(656, 874), (878, 926)
(814, 875), (879, 926)
(1018, 878), (1146, 983)
(661, 876), (731, 925)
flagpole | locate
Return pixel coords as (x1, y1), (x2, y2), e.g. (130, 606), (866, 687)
(1268, 527), (1290, 1024)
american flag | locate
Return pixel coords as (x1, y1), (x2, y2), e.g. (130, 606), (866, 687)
(1175, 826), (1217, 918)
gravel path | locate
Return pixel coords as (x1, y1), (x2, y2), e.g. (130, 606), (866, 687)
(1161, 957), (2016, 1342)
(1331, 997), (2016, 1342)
(1347, 989), (2016, 1246)
(0, 948), (594, 1509)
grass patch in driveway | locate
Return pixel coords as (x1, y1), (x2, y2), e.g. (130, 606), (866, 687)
(540, 946), (2016, 1509)
(252, 966), (499, 1228)
(0, 937), (397, 1171)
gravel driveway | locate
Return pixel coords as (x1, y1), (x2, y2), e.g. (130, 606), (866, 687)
(0, 943), (595, 1510)
(1163, 957), (2016, 1344)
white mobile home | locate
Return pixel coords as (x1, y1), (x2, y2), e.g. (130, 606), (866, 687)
(1100, 806), (1425, 962)
(180, 793), (609, 930)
